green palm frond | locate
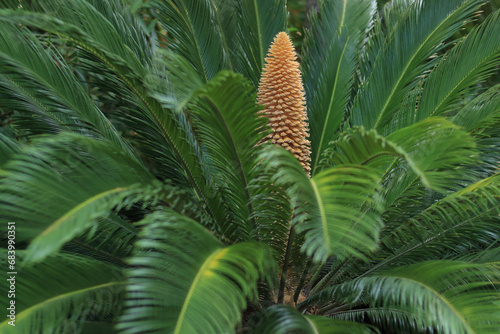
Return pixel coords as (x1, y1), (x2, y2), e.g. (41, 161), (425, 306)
(0, 1), (15, 9)
(85, 0), (153, 65)
(210, 0), (239, 70)
(249, 304), (377, 334)
(351, 0), (484, 133)
(0, 1), (148, 81)
(0, 0), (499, 332)
(146, 50), (205, 112)
(320, 175), (500, 290)
(232, 0), (288, 88)
(370, 175), (500, 274)
(379, 0), (418, 33)
(0, 21), (132, 153)
(0, 251), (125, 334)
(452, 84), (500, 131)
(457, 245), (500, 263)
(308, 261), (500, 334)
(151, 0), (226, 81)
(304, 166), (383, 263)
(0, 131), (19, 168)
(65, 214), (138, 265)
(262, 147), (383, 263)
(303, 0), (375, 175)
(0, 2), (195, 182)
(118, 210), (276, 334)
(321, 118), (478, 196)
(0, 133), (163, 262)
(416, 9), (500, 121)
(383, 118), (477, 200)
(360, 0), (419, 76)
(305, 29), (359, 175)
(452, 84), (500, 178)
(65, 183), (206, 266)
(0, 1), (237, 227)
(187, 71), (290, 244)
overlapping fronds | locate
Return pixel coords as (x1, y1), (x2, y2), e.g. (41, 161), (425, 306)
(303, 0), (376, 174)
(383, 118), (477, 199)
(0, 132), (19, 167)
(315, 174), (500, 292)
(320, 117), (478, 198)
(458, 245), (500, 264)
(188, 71), (268, 240)
(306, 261), (500, 334)
(261, 147), (383, 263)
(146, 50), (205, 112)
(0, 21), (132, 153)
(416, 9), (500, 121)
(249, 305), (376, 334)
(452, 84), (500, 131)
(0, 0), (499, 332)
(0, 133), (163, 262)
(373, 175), (500, 271)
(0, 1), (149, 81)
(452, 84), (500, 179)
(233, 0), (288, 88)
(319, 125), (446, 192)
(118, 210), (276, 334)
(148, 64), (291, 248)
(351, 0), (484, 133)
(0, 251), (125, 334)
(0, 1), (218, 203)
(151, 0), (226, 81)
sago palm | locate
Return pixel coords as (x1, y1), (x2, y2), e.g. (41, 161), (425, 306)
(0, 0), (499, 333)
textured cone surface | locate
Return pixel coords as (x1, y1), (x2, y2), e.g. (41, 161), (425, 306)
(258, 32), (311, 174)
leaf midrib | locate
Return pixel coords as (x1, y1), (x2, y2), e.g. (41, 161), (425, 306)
(312, 36), (351, 175)
(40, 16), (219, 225)
(428, 44), (500, 118)
(305, 317), (321, 334)
(361, 205), (497, 278)
(372, 1), (470, 130)
(205, 97), (256, 229)
(339, 0), (347, 29)
(174, 247), (224, 334)
(387, 275), (477, 334)
(178, 1), (209, 81)
(0, 281), (124, 328)
(252, 0), (264, 68)
(209, 0), (233, 71)
(38, 187), (125, 237)
(311, 178), (330, 247)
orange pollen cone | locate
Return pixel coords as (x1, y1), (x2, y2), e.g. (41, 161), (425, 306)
(257, 32), (311, 175)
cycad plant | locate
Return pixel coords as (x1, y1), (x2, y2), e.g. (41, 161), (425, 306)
(0, 0), (499, 333)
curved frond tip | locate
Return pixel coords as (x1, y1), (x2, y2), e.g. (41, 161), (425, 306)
(118, 210), (277, 334)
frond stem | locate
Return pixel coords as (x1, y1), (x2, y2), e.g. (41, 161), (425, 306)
(293, 258), (312, 304)
(358, 205), (497, 279)
(204, 97), (257, 230)
(278, 224), (295, 304)
(53, 33), (219, 225)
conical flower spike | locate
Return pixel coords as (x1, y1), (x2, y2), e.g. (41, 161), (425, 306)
(258, 32), (311, 174)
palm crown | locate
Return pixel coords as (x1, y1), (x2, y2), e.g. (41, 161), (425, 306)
(0, 0), (499, 333)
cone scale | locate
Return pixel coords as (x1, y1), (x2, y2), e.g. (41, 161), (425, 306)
(258, 32), (311, 174)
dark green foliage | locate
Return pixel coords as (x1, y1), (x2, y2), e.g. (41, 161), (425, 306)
(0, 0), (499, 333)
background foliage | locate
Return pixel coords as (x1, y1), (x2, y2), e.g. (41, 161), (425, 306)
(0, 0), (499, 333)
